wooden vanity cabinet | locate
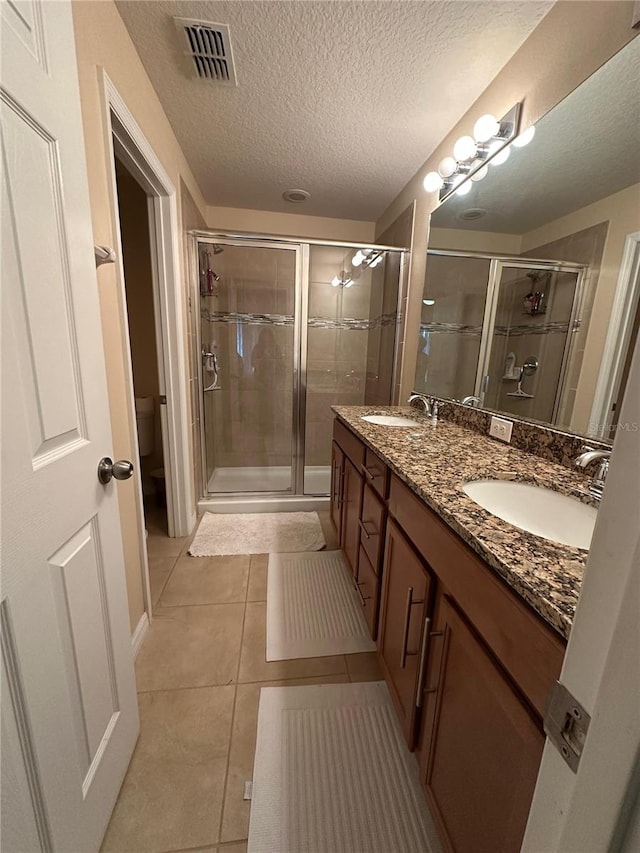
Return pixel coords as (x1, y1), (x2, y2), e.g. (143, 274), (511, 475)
(330, 441), (345, 536)
(378, 518), (434, 748)
(419, 591), (544, 853)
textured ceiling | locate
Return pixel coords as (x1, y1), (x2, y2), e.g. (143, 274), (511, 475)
(115, 0), (552, 220)
(432, 38), (640, 236)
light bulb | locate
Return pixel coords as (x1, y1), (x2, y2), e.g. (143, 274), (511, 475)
(423, 171), (444, 193)
(352, 251), (364, 267)
(473, 114), (500, 143)
(453, 135), (477, 162)
(455, 180), (473, 197)
(423, 299), (435, 306)
(488, 141), (511, 166)
(331, 276), (341, 287)
(513, 126), (536, 148)
(438, 156), (457, 178)
(470, 164), (488, 182)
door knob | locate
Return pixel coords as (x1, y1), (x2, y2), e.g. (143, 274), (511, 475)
(98, 457), (134, 485)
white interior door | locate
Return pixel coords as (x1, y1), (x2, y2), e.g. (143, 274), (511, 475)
(1, 2), (138, 850)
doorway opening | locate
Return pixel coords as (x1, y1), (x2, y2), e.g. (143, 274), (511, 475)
(113, 158), (166, 531)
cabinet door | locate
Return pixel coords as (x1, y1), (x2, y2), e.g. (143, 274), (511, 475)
(330, 441), (344, 536)
(378, 519), (432, 747)
(341, 456), (363, 577)
(421, 594), (544, 853)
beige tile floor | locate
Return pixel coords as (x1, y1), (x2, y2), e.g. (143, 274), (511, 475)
(102, 507), (382, 853)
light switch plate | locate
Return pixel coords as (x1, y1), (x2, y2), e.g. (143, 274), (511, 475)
(489, 415), (513, 443)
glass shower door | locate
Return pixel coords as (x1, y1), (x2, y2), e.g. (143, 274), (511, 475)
(479, 262), (582, 423)
(199, 240), (299, 493)
(415, 253), (492, 400)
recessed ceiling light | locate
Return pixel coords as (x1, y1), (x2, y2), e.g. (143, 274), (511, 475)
(458, 208), (487, 221)
(282, 188), (310, 203)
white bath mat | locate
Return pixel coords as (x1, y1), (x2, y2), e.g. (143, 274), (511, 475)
(248, 682), (441, 853)
(188, 511), (325, 556)
(266, 550), (376, 660)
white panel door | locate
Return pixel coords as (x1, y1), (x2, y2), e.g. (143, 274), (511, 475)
(1, 2), (139, 850)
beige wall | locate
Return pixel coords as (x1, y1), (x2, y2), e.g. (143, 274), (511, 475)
(73, 0), (208, 633)
(429, 227), (522, 255)
(207, 205), (375, 242)
(180, 182), (207, 504)
(375, 1), (638, 402)
(522, 183), (640, 431)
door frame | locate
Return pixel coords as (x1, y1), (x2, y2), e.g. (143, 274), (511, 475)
(99, 73), (195, 605)
(590, 230), (640, 437)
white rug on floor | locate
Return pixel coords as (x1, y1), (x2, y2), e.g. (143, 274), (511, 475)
(248, 682), (441, 853)
(187, 511), (325, 556)
(266, 550), (376, 660)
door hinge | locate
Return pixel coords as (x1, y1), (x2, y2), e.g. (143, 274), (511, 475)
(159, 395), (167, 405)
(544, 681), (591, 773)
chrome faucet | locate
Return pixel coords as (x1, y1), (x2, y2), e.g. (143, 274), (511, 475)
(575, 446), (611, 500)
(408, 393), (432, 417)
(460, 395), (482, 407)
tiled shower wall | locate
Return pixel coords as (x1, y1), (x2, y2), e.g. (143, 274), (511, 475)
(414, 254), (491, 400)
(521, 222), (608, 429)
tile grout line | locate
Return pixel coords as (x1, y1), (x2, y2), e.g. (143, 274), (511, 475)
(215, 553), (254, 846)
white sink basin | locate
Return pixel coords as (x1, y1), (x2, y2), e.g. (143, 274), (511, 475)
(361, 415), (418, 427)
(462, 480), (597, 550)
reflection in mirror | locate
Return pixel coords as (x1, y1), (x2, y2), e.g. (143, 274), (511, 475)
(415, 39), (640, 439)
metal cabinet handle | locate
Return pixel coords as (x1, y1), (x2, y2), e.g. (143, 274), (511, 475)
(400, 586), (425, 668)
(400, 587), (414, 668)
(416, 622), (444, 708)
(358, 519), (377, 539)
(362, 464), (381, 481)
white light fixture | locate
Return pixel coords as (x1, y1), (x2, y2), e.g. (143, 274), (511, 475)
(473, 114), (500, 143)
(488, 140), (511, 165)
(438, 156), (457, 178)
(470, 164), (489, 182)
(352, 251), (364, 267)
(455, 180), (473, 197)
(423, 299), (435, 306)
(423, 103), (521, 203)
(423, 171), (444, 193)
(513, 125), (536, 148)
(453, 135), (477, 162)
(331, 276), (341, 287)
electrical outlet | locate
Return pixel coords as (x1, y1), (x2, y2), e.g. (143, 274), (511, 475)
(489, 415), (513, 443)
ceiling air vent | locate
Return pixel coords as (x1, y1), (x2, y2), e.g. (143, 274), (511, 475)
(174, 17), (237, 85)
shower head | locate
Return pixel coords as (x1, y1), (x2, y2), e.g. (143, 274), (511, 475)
(209, 270), (220, 282)
(213, 244), (224, 255)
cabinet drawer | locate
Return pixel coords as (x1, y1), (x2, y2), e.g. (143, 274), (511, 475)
(389, 475), (565, 718)
(333, 418), (365, 468)
(357, 545), (379, 639)
(359, 483), (385, 574)
(362, 447), (389, 499)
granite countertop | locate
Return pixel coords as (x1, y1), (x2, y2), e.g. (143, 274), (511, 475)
(332, 405), (595, 640)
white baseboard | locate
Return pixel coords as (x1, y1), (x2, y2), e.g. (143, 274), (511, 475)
(131, 612), (149, 659)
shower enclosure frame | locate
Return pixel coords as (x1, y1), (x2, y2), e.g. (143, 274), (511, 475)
(189, 231), (410, 507)
(425, 250), (587, 423)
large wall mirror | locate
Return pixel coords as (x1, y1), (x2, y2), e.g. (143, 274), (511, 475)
(414, 37), (640, 440)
